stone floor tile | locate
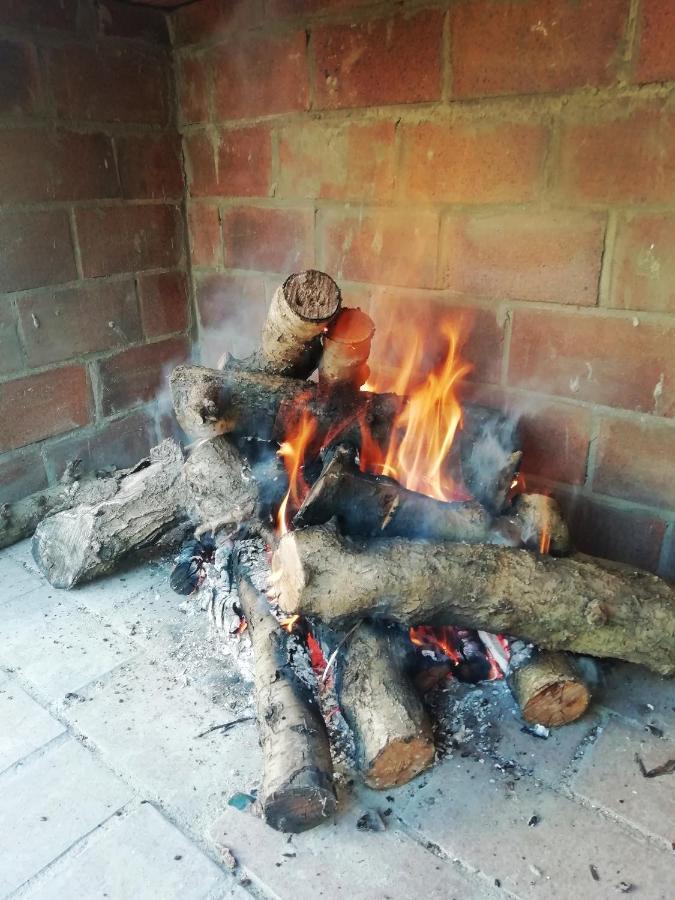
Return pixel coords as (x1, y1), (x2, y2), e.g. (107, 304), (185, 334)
(0, 737), (132, 896)
(570, 716), (675, 845)
(0, 554), (43, 600)
(393, 752), (675, 898)
(0, 589), (138, 702)
(63, 657), (261, 835)
(210, 803), (500, 900)
(599, 662), (675, 736)
(17, 802), (240, 900)
(0, 677), (64, 773)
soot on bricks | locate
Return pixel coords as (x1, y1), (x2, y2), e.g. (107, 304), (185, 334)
(28, 269), (675, 835)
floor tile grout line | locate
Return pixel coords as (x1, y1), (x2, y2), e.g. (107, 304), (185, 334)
(0, 730), (70, 781)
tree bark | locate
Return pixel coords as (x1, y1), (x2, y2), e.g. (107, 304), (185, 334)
(234, 563), (337, 833)
(230, 271), (341, 379)
(32, 441), (187, 588)
(272, 524), (675, 675)
(507, 647), (591, 727)
(338, 624), (435, 789)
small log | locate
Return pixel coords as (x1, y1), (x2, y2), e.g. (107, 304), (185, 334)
(507, 645), (591, 727)
(508, 493), (571, 556)
(293, 444), (491, 542)
(32, 441), (187, 589)
(234, 560), (336, 832)
(272, 524), (675, 675)
(318, 307), (375, 390)
(232, 271), (341, 379)
(338, 623), (435, 789)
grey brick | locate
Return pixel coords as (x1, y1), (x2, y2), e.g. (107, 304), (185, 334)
(0, 677), (64, 773)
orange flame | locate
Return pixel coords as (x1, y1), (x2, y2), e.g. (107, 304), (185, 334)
(409, 625), (462, 664)
(276, 411), (317, 535)
(280, 614), (300, 633)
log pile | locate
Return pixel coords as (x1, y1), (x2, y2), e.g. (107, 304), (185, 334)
(25, 268), (675, 835)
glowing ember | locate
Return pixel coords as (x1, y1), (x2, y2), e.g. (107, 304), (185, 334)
(233, 619), (248, 637)
(280, 614), (300, 633)
(276, 410), (317, 534)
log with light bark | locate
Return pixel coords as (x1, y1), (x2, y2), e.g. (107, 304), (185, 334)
(507, 644), (591, 727)
(293, 444), (491, 542)
(32, 441), (187, 589)
(337, 623), (435, 789)
(272, 524), (675, 675)
(228, 270), (341, 379)
(234, 559), (336, 833)
(507, 493), (571, 556)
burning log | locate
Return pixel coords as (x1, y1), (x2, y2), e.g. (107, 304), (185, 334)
(229, 270), (341, 379)
(272, 524), (675, 675)
(318, 307), (375, 390)
(457, 406), (522, 513)
(293, 444), (491, 542)
(507, 644), (591, 727)
(32, 441), (187, 589)
(338, 623), (435, 789)
(508, 493), (571, 556)
(234, 558), (337, 833)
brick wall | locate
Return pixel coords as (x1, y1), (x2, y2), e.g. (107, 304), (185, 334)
(174, 0), (675, 577)
(0, 0), (191, 504)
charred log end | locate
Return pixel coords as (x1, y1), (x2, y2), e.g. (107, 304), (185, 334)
(365, 735), (435, 790)
(264, 779), (337, 833)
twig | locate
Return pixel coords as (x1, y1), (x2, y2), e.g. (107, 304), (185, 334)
(321, 621), (362, 684)
(635, 753), (675, 778)
(196, 716), (254, 739)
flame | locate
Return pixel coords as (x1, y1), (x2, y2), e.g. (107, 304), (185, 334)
(358, 321), (472, 502)
(280, 614), (300, 633)
(539, 521), (551, 555)
(409, 625), (462, 664)
(276, 410), (317, 534)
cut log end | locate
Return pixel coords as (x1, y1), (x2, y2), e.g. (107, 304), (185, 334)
(264, 782), (337, 833)
(509, 651), (591, 727)
(283, 270), (341, 321)
(367, 736), (436, 790)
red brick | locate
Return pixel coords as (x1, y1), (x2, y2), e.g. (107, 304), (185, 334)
(0, 0), (78, 31)
(172, 0), (263, 47)
(593, 417), (675, 509)
(76, 205), (183, 277)
(138, 271), (189, 338)
(49, 43), (170, 124)
(0, 210), (76, 293)
(0, 40), (41, 116)
(0, 128), (119, 203)
(441, 211), (605, 305)
(210, 30), (309, 119)
(43, 409), (157, 481)
(116, 133), (183, 201)
(635, 0), (675, 84)
(17, 282), (142, 367)
(520, 403), (592, 486)
(98, 336), (189, 416)
(400, 120), (548, 203)
(178, 53), (209, 124)
(195, 271), (267, 361)
(278, 120), (395, 202)
(268, 0), (370, 16)
(313, 10), (443, 109)
(97, 1), (169, 44)
(185, 127), (272, 197)
(321, 209), (439, 289)
(0, 448), (48, 505)
(508, 310), (675, 416)
(556, 491), (666, 573)
(222, 206), (314, 272)
(188, 204), (222, 267)
(0, 366), (91, 452)
(451, 0), (628, 98)
(610, 214), (675, 314)
(558, 102), (675, 203)
(0, 303), (23, 375)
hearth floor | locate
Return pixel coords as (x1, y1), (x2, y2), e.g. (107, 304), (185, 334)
(0, 540), (674, 900)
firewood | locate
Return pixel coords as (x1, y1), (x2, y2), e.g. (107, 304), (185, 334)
(32, 441), (188, 588)
(272, 524), (675, 675)
(293, 444), (491, 542)
(337, 623), (435, 789)
(508, 493), (571, 556)
(318, 307), (375, 389)
(507, 644), (591, 727)
(231, 270), (341, 379)
(234, 560), (337, 833)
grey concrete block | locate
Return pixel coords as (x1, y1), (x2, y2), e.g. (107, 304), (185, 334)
(570, 716), (675, 844)
(599, 662), (675, 736)
(17, 802), (242, 900)
(0, 737), (132, 896)
(0, 677), (64, 773)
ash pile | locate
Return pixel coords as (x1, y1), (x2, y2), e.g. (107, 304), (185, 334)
(29, 270), (675, 835)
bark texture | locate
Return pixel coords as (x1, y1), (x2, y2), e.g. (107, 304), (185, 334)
(235, 565), (336, 833)
(32, 441), (187, 588)
(508, 650), (591, 727)
(338, 624), (435, 789)
(272, 525), (675, 675)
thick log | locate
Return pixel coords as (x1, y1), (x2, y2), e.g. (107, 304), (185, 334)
(234, 562), (336, 832)
(32, 441), (187, 589)
(338, 624), (435, 789)
(272, 525), (675, 675)
(293, 444), (491, 542)
(507, 645), (591, 727)
(230, 271), (341, 379)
